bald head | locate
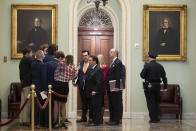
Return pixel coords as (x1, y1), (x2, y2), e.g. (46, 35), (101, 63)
(35, 50), (45, 60)
(110, 48), (118, 58)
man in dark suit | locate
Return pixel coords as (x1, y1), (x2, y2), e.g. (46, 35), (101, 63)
(86, 56), (104, 126)
(31, 50), (48, 128)
(106, 48), (123, 125)
(74, 50), (92, 122)
(19, 47), (33, 126)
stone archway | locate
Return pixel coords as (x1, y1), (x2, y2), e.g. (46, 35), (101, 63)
(68, 0), (131, 118)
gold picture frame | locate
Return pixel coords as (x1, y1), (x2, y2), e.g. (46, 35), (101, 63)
(11, 4), (58, 59)
(143, 5), (187, 61)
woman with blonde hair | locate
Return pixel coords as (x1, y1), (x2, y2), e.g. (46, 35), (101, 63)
(97, 54), (108, 89)
(97, 54), (109, 122)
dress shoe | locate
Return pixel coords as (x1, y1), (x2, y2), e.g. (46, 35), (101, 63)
(88, 118), (93, 124)
(19, 122), (24, 126)
(106, 121), (119, 126)
(119, 119), (122, 124)
(60, 122), (68, 129)
(35, 125), (41, 129)
(149, 120), (159, 123)
(65, 119), (72, 124)
(76, 119), (87, 123)
(53, 121), (60, 129)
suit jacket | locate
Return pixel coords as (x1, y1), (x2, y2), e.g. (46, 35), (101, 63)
(46, 59), (59, 85)
(31, 59), (47, 93)
(75, 61), (92, 90)
(85, 65), (104, 98)
(43, 54), (55, 63)
(19, 56), (33, 88)
(106, 58), (122, 92)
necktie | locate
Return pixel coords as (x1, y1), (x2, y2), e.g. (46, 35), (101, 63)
(83, 63), (87, 73)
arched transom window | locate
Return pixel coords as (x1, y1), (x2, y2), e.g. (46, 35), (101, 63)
(79, 9), (113, 28)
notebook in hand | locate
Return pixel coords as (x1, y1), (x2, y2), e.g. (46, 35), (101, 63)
(109, 80), (116, 92)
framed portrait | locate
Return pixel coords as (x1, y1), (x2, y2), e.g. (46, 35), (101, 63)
(143, 5), (187, 61)
(11, 4), (58, 59)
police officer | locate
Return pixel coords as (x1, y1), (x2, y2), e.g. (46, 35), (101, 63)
(140, 52), (167, 123)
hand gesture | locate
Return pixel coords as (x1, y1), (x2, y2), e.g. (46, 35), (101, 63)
(160, 89), (167, 92)
(112, 88), (120, 92)
(91, 91), (96, 96)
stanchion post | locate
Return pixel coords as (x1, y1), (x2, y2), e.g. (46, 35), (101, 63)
(48, 85), (52, 131)
(31, 84), (35, 131)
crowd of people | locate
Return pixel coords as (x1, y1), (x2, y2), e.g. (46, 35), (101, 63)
(19, 45), (124, 129)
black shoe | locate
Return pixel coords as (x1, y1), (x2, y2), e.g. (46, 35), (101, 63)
(65, 119), (72, 124)
(156, 118), (160, 122)
(105, 120), (113, 125)
(88, 118), (93, 124)
(61, 122), (68, 129)
(53, 121), (60, 129)
(106, 121), (119, 126)
(76, 119), (87, 123)
(119, 119), (122, 124)
(149, 120), (159, 123)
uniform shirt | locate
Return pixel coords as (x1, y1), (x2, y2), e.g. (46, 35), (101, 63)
(54, 61), (77, 82)
(140, 60), (167, 89)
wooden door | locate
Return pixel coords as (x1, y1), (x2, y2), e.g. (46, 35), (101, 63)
(77, 27), (113, 110)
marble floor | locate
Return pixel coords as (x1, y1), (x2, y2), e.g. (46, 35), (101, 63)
(1, 118), (196, 131)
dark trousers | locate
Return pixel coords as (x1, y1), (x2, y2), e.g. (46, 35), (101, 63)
(108, 91), (123, 122)
(34, 94), (49, 127)
(79, 88), (92, 120)
(144, 83), (160, 121)
(89, 94), (104, 124)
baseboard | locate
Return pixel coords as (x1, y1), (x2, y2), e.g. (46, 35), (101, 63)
(123, 112), (131, 118)
(130, 112), (148, 119)
(183, 113), (196, 119)
(130, 112), (196, 120)
(1, 112), (8, 118)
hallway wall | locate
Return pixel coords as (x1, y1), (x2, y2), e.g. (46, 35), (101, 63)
(0, 0), (196, 117)
(130, 0), (196, 115)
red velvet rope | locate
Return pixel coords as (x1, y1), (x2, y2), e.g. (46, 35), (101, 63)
(35, 93), (50, 109)
(52, 91), (68, 98)
(0, 98), (29, 127)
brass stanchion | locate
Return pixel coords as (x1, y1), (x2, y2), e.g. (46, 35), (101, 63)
(48, 85), (52, 131)
(31, 84), (35, 131)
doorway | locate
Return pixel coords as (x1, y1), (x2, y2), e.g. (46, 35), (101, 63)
(77, 9), (114, 116)
(77, 27), (113, 111)
(69, 0), (131, 119)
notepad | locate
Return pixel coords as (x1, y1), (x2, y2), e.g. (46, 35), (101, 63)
(109, 80), (116, 92)
(40, 91), (47, 100)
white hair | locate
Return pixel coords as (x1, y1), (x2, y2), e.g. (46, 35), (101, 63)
(110, 48), (119, 57)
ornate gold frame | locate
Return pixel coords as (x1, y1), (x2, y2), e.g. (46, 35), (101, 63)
(143, 5), (187, 61)
(11, 4), (58, 59)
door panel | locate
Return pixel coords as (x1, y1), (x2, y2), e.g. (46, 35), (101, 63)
(96, 36), (113, 65)
(78, 36), (95, 62)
